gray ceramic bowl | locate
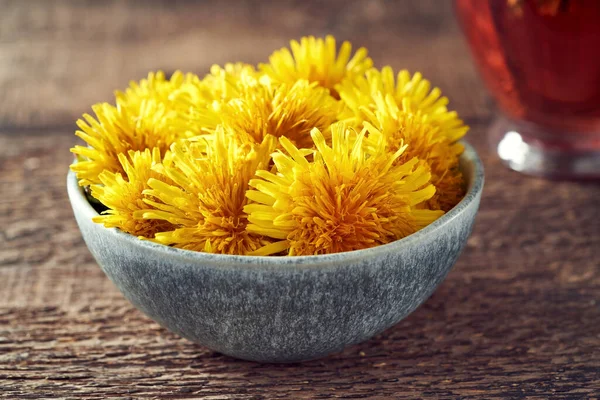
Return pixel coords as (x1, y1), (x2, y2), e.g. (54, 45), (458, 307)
(67, 142), (484, 363)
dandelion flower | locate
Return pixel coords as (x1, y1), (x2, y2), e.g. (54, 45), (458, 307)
(337, 66), (469, 142)
(363, 94), (466, 211)
(116, 70), (209, 135)
(245, 123), (443, 256)
(196, 76), (339, 148)
(116, 70), (199, 109)
(142, 127), (277, 255)
(222, 78), (339, 148)
(116, 66), (258, 138)
(70, 99), (184, 186)
(182, 63), (260, 134)
(202, 62), (258, 101)
(91, 148), (175, 238)
(260, 35), (373, 98)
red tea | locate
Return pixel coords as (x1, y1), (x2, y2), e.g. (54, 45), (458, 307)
(455, 0), (600, 147)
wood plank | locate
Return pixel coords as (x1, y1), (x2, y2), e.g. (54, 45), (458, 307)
(0, 132), (122, 309)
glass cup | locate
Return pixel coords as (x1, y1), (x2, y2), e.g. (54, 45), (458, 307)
(455, 0), (600, 179)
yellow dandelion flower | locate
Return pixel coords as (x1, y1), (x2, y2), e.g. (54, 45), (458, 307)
(260, 35), (373, 98)
(202, 62), (258, 101)
(196, 76), (339, 148)
(70, 98), (183, 186)
(91, 148), (175, 238)
(142, 127), (277, 255)
(244, 123), (444, 256)
(182, 63), (259, 134)
(222, 78), (339, 148)
(337, 66), (469, 142)
(363, 94), (466, 211)
(116, 67), (258, 138)
(116, 70), (208, 136)
(116, 70), (199, 109)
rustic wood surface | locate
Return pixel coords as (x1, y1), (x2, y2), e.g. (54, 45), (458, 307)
(1, 0), (599, 398)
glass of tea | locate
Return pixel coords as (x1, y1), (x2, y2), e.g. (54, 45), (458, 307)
(455, 0), (600, 179)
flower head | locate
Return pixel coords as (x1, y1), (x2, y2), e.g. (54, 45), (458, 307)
(202, 62), (258, 101)
(142, 127), (277, 255)
(115, 66), (259, 139)
(363, 94), (466, 211)
(116, 70), (209, 136)
(195, 76), (339, 148)
(184, 63), (262, 135)
(245, 123), (443, 256)
(260, 35), (373, 98)
(116, 70), (198, 109)
(222, 78), (339, 148)
(70, 99), (184, 186)
(91, 148), (175, 238)
(337, 66), (469, 142)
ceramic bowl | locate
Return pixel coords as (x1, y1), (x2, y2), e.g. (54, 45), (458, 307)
(67, 142), (484, 363)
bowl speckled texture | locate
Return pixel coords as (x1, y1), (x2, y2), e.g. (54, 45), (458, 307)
(67, 142), (484, 363)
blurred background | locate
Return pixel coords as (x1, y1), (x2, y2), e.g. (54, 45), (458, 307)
(0, 0), (490, 130)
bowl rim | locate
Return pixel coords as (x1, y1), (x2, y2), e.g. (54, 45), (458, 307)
(67, 141), (484, 268)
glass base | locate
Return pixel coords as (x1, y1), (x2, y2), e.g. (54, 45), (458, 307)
(490, 117), (600, 180)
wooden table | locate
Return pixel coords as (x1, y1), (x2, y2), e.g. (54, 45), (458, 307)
(1, 1), (599, 398)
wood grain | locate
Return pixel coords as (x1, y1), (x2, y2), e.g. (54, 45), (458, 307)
(1, 0), (599, 398)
